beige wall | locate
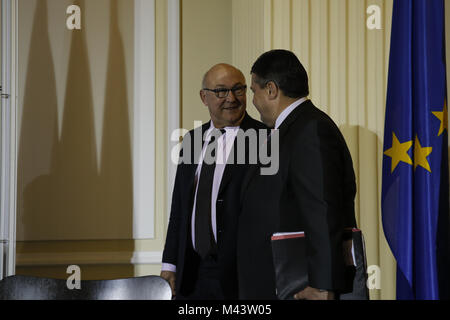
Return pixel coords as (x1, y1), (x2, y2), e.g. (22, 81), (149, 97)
(17, 0), (135, 241)
(16, 0), (166, 279)
(181, 0), (232, 130)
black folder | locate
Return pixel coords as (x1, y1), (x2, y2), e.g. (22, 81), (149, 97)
(271, 232), (308, 300)
(271, 229), (369, 300)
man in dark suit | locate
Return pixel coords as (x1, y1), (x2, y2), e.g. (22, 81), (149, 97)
(161, 63), (267, 300)
(238, 50), (357, 300)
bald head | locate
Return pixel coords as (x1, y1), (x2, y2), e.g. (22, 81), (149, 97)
(202, 63), (246, 89)
(200, 63), (247, 128)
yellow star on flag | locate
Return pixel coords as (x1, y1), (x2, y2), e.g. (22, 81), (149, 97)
(432, 102), (448, 136)
(384, 132), (413, 173)
(413, 135), (433, 172)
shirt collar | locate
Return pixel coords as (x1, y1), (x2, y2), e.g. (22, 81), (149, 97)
(208, 121), (240, 131)
(205, 122), (239, 141)
(274, 97), (308, 129)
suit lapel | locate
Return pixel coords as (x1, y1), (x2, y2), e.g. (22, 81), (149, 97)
(217, 153), (235, 197)
(238, 115), (270, 203)
(217, 113), (254, 196)
(191, 120), (210, 161)
(184, 121), (211, 206)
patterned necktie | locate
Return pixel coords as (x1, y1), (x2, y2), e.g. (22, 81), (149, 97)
(195, 128), (225, 258)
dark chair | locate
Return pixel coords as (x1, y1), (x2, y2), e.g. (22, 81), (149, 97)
(0, 275), (172, 300)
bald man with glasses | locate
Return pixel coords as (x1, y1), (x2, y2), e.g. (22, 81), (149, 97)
(161, 64), (267, 300)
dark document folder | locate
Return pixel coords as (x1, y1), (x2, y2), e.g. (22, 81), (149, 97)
(271, 229), (369, 300)
(271, 232), (308, 300)
(340, 229), (369, 300)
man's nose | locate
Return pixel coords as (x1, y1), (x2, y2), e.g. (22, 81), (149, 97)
(226, 90), (237, 102)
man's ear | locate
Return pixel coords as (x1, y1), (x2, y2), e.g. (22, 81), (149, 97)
(267, 81), (278, 100)
(200, 90), (208, 106)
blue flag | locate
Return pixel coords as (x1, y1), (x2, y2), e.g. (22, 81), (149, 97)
(382, 0), (449, 300)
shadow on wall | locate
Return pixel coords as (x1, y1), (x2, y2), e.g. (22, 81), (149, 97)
(338, 124), (382, 300)
(338, 124), (383, 224)
(17, 0), (134, 243)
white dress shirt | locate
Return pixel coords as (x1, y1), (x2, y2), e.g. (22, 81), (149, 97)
(162, 123), (240, 273)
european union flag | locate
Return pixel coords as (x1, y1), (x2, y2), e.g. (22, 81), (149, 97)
(382, 0), (449, 300)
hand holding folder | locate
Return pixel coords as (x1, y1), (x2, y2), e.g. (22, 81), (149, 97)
(271, 229), (369, 300)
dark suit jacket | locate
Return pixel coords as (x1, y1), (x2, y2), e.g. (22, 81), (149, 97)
(237, 100), (357, 299)
(162, 113), (267, 299)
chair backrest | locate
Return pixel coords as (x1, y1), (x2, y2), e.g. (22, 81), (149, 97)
(0, 275), (172, 300)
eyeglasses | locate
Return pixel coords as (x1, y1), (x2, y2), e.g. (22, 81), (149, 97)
(202, 85), (247, 99)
